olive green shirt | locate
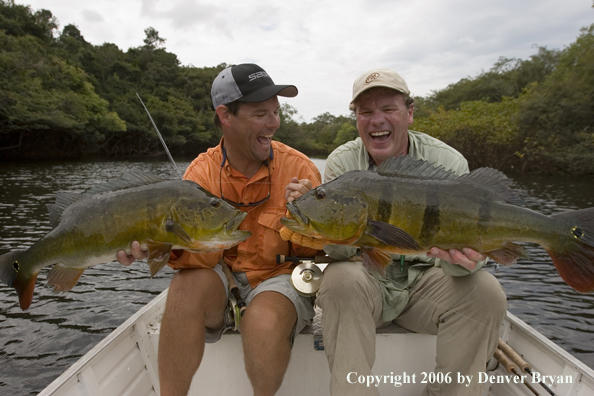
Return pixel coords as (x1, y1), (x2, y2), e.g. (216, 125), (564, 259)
(323, 131), (488, 322)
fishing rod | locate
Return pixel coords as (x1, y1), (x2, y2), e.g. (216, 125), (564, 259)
(136, 93), (183, 180)
(497, 339), (557, 396)
(137, 93), (248, 325)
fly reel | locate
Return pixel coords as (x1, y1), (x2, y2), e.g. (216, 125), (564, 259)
(290, 262), (324, 297)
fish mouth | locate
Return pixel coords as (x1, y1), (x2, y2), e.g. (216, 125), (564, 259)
(281, 202), (309, 233)
(226, 211), (248, 232)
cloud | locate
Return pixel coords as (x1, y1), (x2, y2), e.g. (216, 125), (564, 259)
(19, 0), (594, 121)
(139, 0), (232, 38)
(81, 9), (104, 23)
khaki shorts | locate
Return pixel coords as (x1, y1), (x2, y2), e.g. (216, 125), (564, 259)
(205, 264), (315, 343)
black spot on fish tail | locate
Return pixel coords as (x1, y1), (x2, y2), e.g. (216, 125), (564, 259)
(573, 226), (585, 240)
(547, 207), (594, 293)
(420, 190), (440, 246)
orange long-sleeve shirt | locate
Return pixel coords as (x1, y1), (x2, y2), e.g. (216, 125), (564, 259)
(168, 139), (322, 288)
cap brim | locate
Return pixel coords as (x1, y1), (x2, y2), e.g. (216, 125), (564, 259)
(239, 85), (298, 103)
(350, 84), (407, 106)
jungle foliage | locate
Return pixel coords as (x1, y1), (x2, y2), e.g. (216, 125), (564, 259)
(1, 0), (593, 174)
(414, 24), (594, 174)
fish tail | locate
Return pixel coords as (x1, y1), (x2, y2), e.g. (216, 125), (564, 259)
(546, 208), (594, 293)
(0, 250), (38, 310)
(13, 272), (39, 310)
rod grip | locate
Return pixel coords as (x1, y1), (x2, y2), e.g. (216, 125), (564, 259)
(494, 349), (519, 374)
(498, 338), (532, 373)
(276, 254), (335, 264)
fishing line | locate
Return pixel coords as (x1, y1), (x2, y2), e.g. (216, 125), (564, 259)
(136, 93), (183, 180)
(136, 93), (284, 214)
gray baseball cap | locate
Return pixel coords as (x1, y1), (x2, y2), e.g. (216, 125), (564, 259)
(211, 63), (298, 109)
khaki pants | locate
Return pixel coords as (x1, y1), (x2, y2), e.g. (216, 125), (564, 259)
(316, 261), (507, 396)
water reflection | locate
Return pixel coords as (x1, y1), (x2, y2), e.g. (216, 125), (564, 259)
(0, 159), (592, 394)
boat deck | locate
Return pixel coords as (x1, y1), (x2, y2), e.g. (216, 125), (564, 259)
(40, 289), (594, 396)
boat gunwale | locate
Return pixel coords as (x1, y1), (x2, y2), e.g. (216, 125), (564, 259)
(38, 289), (168, 396)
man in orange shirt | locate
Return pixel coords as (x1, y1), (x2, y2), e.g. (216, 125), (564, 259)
(118, 64), (322, 396)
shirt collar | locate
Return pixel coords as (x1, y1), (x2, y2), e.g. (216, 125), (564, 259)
(219, 137), (275, 178)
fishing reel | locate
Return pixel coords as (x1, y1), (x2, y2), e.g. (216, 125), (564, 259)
(277, 255), (327, 297)
(291, 262), (324, 296)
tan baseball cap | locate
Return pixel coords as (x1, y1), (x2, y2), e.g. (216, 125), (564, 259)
(350, 68), (410, 106)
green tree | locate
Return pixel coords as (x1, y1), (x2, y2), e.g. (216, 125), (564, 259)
(333, 122), (359, 147)
(143, 27), (166, 50)
(413, 98), (523, 171)
(0, 31), (125, 157)
(422, 47), (560, 112)
(0, 0), (57, 41)
(516, 24), (594, 174)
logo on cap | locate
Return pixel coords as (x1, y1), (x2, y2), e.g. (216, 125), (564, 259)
(248, 71), (270, 82)
(365, 73), (380, 83)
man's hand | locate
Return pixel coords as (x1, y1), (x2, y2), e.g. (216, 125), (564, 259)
(426, 247), (486, 271)
(285, 177), (313, 202)
(116, 241), (148, 266)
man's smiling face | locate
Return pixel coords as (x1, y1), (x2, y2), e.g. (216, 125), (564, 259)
(354, 87), (414, 166)
(227, 96), (281, 164)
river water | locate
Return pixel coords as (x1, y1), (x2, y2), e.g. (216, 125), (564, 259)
(0, 158), (593, 395)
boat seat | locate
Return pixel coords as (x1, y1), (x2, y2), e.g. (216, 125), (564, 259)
(224, 306), (413, 336)
(299, 306), (413, 336)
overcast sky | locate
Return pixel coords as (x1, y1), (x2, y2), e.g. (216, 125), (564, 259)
(20, 0), (594, 122)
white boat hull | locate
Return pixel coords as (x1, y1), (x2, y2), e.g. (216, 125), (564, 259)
(39, 289), (594, 396)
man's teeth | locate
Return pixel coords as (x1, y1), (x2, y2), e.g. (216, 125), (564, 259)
(370, 131), (390, 137)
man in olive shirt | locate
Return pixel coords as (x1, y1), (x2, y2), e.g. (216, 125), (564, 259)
(317, 69), (507, 396)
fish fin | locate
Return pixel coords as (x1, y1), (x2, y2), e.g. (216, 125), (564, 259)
(365, 220), (422, 252)
(46, 172), (166, 227)
(165, 219), (193, 245)
(459, 168), (525, 206)
(545, 208), (594, 293)
(47, 191), (83, 227)
(85, 172), (164, 196)
(376, 156), (459, 180)
(13, 272), (39, 310)
(361, 248), (392, 273)
(146, 240), (173, 276)
(47, 265), (85, 293)
(485, 242), (528, 266)
(376, 157), (525, 206)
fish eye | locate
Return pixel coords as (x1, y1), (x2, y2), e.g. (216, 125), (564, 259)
(315, 189), (326, 200)
(210, 198), (221, 208)
(13, 261), (19, 272)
